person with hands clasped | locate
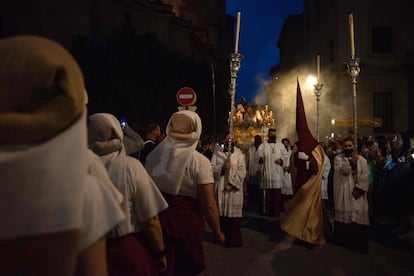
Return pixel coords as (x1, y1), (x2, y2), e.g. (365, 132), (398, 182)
(211, 140), (246, 247)
(256, 128), (285, 217)
(333, 137), (370, 254)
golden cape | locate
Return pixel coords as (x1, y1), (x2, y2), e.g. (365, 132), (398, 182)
(280, 145), (326, 245)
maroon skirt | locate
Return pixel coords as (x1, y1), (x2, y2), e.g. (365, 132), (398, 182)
(107, 233), (157, 276)
(160, 194), (205, 276)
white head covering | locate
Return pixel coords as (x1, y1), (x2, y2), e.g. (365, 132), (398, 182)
(145, 110), (202, 195)
(88, 113), (131, 235)
(0, 35), (87, 239)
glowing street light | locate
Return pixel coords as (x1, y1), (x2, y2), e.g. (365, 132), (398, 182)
(306, 72), (324, 141)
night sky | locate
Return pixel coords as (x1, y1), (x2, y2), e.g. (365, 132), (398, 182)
(226, 0), (303, 105)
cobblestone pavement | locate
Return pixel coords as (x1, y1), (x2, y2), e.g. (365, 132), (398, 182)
(200, 204), (414, 276)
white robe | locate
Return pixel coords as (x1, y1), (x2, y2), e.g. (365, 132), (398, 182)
(281, 146), (293, 195)
(333, 154), (369, 225)
(246, 144), (260, 181)
(256, 141), (284, 189)
(211, 147), (246, 217)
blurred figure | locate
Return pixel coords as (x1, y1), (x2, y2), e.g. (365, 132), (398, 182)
(234, 104), (245, 125)
(321, 151), (333, 241)
(198, 134), (215, 160)
(281, 138), (293, 206)
(211, 140), (246, 247)
(145, 110), (225, 276)
(88, 113), (168, 275)
(0, 35), (124, 275)
(121, 119), (145, 158)
(138, 122), (162, 165)
(333, 137), (369, 254)
(246, 135), (262, 205)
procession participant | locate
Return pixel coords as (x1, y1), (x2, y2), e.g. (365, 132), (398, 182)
(321, 152), (333, 241)
(88, 113), (169, 275)
(0, 35), (124, 275)
(333, 137), (369, 253)
(246, 135), (262, 204)
(211, 140), (246, 247)
(256, 128), (285, 217)
(279, 79), (326, 249)
(145, 110), (225, 276)
(281, 138), (294, 206)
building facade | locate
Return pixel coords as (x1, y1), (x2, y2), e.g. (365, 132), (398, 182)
(1, 0), (235, 134)
(274, 0), (414, 139)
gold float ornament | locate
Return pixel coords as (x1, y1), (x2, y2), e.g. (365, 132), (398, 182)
(229, 104), (276, 151)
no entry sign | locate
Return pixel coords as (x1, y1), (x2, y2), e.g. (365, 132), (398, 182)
(176, 87), (197, 106)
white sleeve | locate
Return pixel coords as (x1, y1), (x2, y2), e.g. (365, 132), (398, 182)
(78, 175), (125, 252)
(129, 159), (169, 222)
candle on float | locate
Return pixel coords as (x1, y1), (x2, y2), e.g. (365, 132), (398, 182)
(316, 54), (321, 82)
(234, 11), (241, 53)
(349, 13), (355, 57)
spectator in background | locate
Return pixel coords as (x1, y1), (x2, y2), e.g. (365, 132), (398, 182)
(138, 122), (162, 165)
(199, 134), (215, 160)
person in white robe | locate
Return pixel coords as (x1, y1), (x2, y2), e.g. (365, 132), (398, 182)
(256, 128), (285, 217)
(333, 137), (369, 253)
(281, 138), (294, 206)
(246, 135), (262, 205)
(211, 142), (246, 247)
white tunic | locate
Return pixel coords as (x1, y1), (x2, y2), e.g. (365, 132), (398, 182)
(211, 147), (246, 217)
(246, 144), (260, 179)
(321, 155), (331, 200)
(256, 141), (284, 189)
(281, 146), (293, 195)
(333, 154), (369, 225)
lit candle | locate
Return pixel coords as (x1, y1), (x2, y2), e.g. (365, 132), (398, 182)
(349, 13), (355, 57)
(234, 11), (241, 53)
(316, 54), (321, 82)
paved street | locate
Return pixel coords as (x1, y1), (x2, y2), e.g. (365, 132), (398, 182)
(201, 204), (414, 276)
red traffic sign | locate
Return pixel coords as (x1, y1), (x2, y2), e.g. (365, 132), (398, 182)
(176, 87), (197, 106)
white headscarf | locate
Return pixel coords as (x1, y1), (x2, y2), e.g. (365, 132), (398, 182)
(0, 35), (87, 239)
(88, 113), (131, 236)
(145, 110), (202, 195)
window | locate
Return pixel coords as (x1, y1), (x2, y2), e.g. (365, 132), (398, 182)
(372, 26), (393, 54)
(373, 93), (393, 133)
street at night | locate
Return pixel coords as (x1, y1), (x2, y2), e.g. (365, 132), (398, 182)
(201, 204), (414, 276)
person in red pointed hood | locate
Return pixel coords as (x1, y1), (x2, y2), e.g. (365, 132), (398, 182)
(279, 79), (327, 247)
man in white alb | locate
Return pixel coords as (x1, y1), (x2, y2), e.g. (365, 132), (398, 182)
(256, 128), (285, 217)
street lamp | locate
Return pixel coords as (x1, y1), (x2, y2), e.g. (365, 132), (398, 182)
(306, 75), (324, 141)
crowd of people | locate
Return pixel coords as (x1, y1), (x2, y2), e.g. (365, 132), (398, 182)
(1, 35), (227, 276)
(198, 81), (414, 254)
(1, 35), (414, 275)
